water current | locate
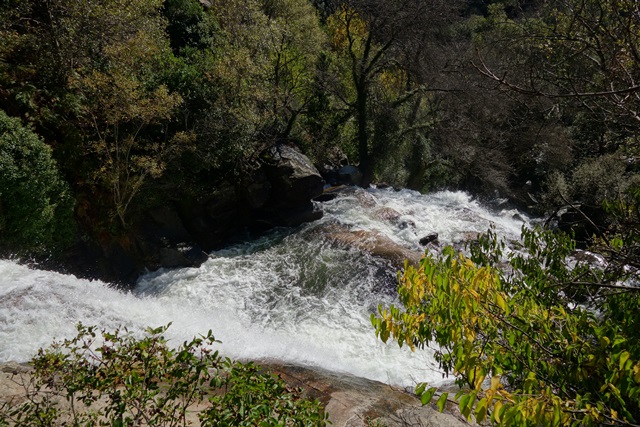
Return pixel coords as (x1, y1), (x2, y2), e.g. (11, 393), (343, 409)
(0, 188), (529, 388)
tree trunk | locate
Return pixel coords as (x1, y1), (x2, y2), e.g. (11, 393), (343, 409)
(356, 80), (373, 187)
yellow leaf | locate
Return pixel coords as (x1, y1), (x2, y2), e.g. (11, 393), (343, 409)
(496, 292), (507, 313)
(491, 375), (502, 391)
(493, 400), (503, 423)
(474, 373), (486, 390)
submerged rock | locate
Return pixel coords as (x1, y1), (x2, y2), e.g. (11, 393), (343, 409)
(318, 223), (422, 268)
(375, 206), (402, 223)
(419, 233), (439, 246)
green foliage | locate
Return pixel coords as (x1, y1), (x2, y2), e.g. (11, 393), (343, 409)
(0, 110), (75, 253)
(163, 0), (219, 52)
(373, 219), (640, 425)
(541, 154), (640, 213)
(201, 362), (328, 426)
(189, 0), (326, 176)
(66, 0), (194, 227)
(0, 324), (327, 426)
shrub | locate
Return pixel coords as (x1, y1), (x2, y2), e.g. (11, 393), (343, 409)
(373, 222), (640, 426)
(0, 110), (75, 253)
(0, 324), (327, 427)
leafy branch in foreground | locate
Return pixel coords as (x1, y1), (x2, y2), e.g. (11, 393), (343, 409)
(373, 217), (640, 425)
(0, 324), (327, 426)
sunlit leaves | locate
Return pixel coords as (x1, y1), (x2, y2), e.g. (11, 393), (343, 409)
(0, 110), (75, 252)
(0, 324), (327, 426)
(373, 225), (640, 425)
(326, 6), (369, 55)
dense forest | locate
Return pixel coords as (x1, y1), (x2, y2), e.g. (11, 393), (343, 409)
(2, 0), (638, 262)
(2, 0), (640, 425)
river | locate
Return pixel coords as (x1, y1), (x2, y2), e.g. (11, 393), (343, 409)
(0, 188), (528, 388)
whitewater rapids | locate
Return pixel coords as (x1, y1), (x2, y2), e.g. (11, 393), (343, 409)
(0, 188), (528, 388)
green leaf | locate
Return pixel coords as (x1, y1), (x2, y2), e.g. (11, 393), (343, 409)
(436, 393), (449, 412)
(619, 351), (631, 371)
(496, 292), (508, 313)
(420, 387), (437, 405)
(458, 394), (471, 413)
(475, 398), (488, 423)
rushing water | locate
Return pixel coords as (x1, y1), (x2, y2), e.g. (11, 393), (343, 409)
(0, 188), (529, 388)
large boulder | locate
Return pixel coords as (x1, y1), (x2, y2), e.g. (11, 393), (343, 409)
(253, 145), (325, 227)
(261, 145), (324, 205)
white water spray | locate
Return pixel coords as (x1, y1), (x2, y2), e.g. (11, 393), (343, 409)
(0, 189), (528, 387)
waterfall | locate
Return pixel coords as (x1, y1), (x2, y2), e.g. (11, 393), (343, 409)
(0, 188), (528, 388)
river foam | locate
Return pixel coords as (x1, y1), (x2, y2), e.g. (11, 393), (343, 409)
(0, 189), (528, 387)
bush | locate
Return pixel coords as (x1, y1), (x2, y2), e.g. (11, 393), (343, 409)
(0, 110), (75, 253)
(0, 324), (327, 427)
(373, 222), (640, 426)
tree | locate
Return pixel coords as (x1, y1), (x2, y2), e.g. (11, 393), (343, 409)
(0, 110), (74, 253)
(324, 0), (460, 187)
(0, 0), (195, 229)
(260, 0), (327, 139)
(71, 37), (191, 228)
(188, 0), (326, 178)
(373, 213), (640, 425)
(474, 0), (640, 156)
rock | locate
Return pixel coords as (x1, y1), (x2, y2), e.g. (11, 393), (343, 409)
(179, 182), (249, 252)
(245, 145), (326, 229)
(242, 170), (272, 209)
(338, 165), (363, 186)
(459, 232), (480, 242)
(1, 362), (31, 375)
(319, 223), (422, 268)
(375, 207), (401, 223)
(180, 245), (209, 266)
(398, 220), (416, 230)
(354, 189), (378, 208)
(314, 193), (338, 202)
(148, 206), (192, 244)
(266, 364), (470, 427)
(104, 241), (139, 283)
(419, 233), (439, 246)
(139, 206), (210, 270)
(158, 248), (189, 269)
(261, 145), (324, 204)
(571, 249), (605, 266)
(0, 362), (469, 427)
(258, 202), (324, 228)
(512, 213), (525, 222)
(157, 245), (208, 269)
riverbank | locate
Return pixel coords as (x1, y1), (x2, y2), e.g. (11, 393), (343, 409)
(0, 361), (471, 426)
